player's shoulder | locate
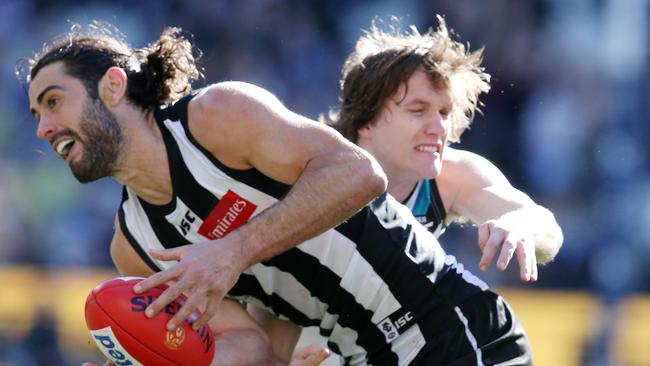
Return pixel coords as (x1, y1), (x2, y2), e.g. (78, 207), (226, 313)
(442, 147), (486, 169)
(192, 82), (278, 111)
(440, 147), (504, 184)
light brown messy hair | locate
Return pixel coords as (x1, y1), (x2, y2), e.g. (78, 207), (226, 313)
(327, 15), (490, 144)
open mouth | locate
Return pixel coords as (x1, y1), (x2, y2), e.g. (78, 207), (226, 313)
(55, 138), (76, 159)
(415, 145), (439, 153)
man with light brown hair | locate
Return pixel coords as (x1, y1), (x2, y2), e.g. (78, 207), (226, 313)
(328, 15), (563, 283)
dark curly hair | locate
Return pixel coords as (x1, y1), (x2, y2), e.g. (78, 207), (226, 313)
(17, 21), (203, 110)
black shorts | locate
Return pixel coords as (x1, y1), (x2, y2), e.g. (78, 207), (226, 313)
(411, 290), (532, 366)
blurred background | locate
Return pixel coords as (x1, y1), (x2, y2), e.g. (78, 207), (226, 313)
(0, 0), (649, 365)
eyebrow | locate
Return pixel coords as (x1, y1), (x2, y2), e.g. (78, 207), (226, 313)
(30, 85), (64, 119)
(401, 98), (428, 107)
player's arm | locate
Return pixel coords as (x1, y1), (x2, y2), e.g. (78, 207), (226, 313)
(247, 304), (302, 364)
(439, 148), (563, 280)
(109, 216), (277, 366)
(247, 304), (330, 366)
(190, 81), (387, 266)
(136, 81), (387, 330)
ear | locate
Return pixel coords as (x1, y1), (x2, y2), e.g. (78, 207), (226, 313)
(357, 123), (374, 140)
(99, 67), (128, 108)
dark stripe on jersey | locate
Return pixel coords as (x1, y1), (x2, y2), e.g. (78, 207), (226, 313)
(353, 195), (483, 348)
(158, 91), (292, 199)
(140, 204), (189, 249)
(265, 246), (399, 365)
(429, 179), (446, 228)
(118, 190), (161, 272)
(229, 273), (319, 327)
(341, 194), (438, 278)
(159, 117), (220, 219)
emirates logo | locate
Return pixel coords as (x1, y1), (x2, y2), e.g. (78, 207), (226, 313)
(164, 327), (186, 350)
(198, 190), (257, 239)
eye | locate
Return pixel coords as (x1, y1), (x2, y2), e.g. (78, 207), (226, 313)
(408, 108), (425, 115)
(47, 96), (60, 109)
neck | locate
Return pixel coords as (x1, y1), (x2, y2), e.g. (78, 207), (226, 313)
(112, 111), (173, 205)
(387, 176), (418, 203)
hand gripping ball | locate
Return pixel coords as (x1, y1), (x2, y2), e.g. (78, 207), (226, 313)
(85, 277), (215, 365)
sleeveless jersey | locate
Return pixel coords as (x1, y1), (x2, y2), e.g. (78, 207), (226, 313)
(403, 179), (446, 238)
(117, 90), (489, 365)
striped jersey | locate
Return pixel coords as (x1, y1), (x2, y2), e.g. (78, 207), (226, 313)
(118, 91), (489, 365)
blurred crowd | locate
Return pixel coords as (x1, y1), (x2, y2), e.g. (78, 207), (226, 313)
(0, 0), (648, 364)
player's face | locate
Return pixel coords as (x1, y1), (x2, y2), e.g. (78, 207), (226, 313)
(28, 61), (123, 183)
(357, 68), (452, 184)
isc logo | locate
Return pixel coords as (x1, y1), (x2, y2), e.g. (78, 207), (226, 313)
(90, 326), (143, 366)
(377, 311), (414, 343)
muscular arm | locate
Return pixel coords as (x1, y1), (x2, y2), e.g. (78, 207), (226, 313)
(110, 216), (276, 366)
(191, 82), (387, 267)
(135, 82), (387, 329)
(438, 148), (563, 266)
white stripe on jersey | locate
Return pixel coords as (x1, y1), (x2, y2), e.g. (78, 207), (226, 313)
(389, 324), (427, 366)
(121, 188), (174, 270)
(165, 119), (277, 212)
(454, 306), (485, 366)
(444, 255), (489, 291)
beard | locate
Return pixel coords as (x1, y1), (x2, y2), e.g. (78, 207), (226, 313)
(69, 98), (124, 183)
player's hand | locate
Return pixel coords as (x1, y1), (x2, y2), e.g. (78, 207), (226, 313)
(133, 239), (246, 331)
(477, 213), (538, 282)
(289, 345), (331, 366)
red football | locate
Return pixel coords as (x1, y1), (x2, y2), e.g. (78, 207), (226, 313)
(85, 277), (215, 366)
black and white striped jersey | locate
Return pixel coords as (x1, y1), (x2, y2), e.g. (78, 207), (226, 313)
(118, 90), (490, 365)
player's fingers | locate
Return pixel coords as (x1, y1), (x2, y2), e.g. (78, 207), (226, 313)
(145, 277), (189, 320)
(290, 345), (331, 366)
(302, 351), (331, 366)
(530, 260), (538, 281)
(479, 229), (505, 271)
(529, 243), (538, 282)
(148, 246), (188, 261)
(293, 344), (329, 358)
(477, 223), (490, 250)
(167, 286), (212, 331)
(192, 294), (221, 330)
(515, 242), (532, 282)
(496, 234), (518, 271)
(134, 265), (183, 294)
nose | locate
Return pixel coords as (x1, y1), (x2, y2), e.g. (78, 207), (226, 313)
(36, 116), (59, 140)
(423, 113), (448, 135)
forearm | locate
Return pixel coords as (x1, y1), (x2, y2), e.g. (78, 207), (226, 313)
(211, 329), (276, 366)
(248, 304), (302, 365)
(237, 147), (386, 267)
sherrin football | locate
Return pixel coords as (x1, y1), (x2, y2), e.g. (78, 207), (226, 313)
(85, 277), (215, 366)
